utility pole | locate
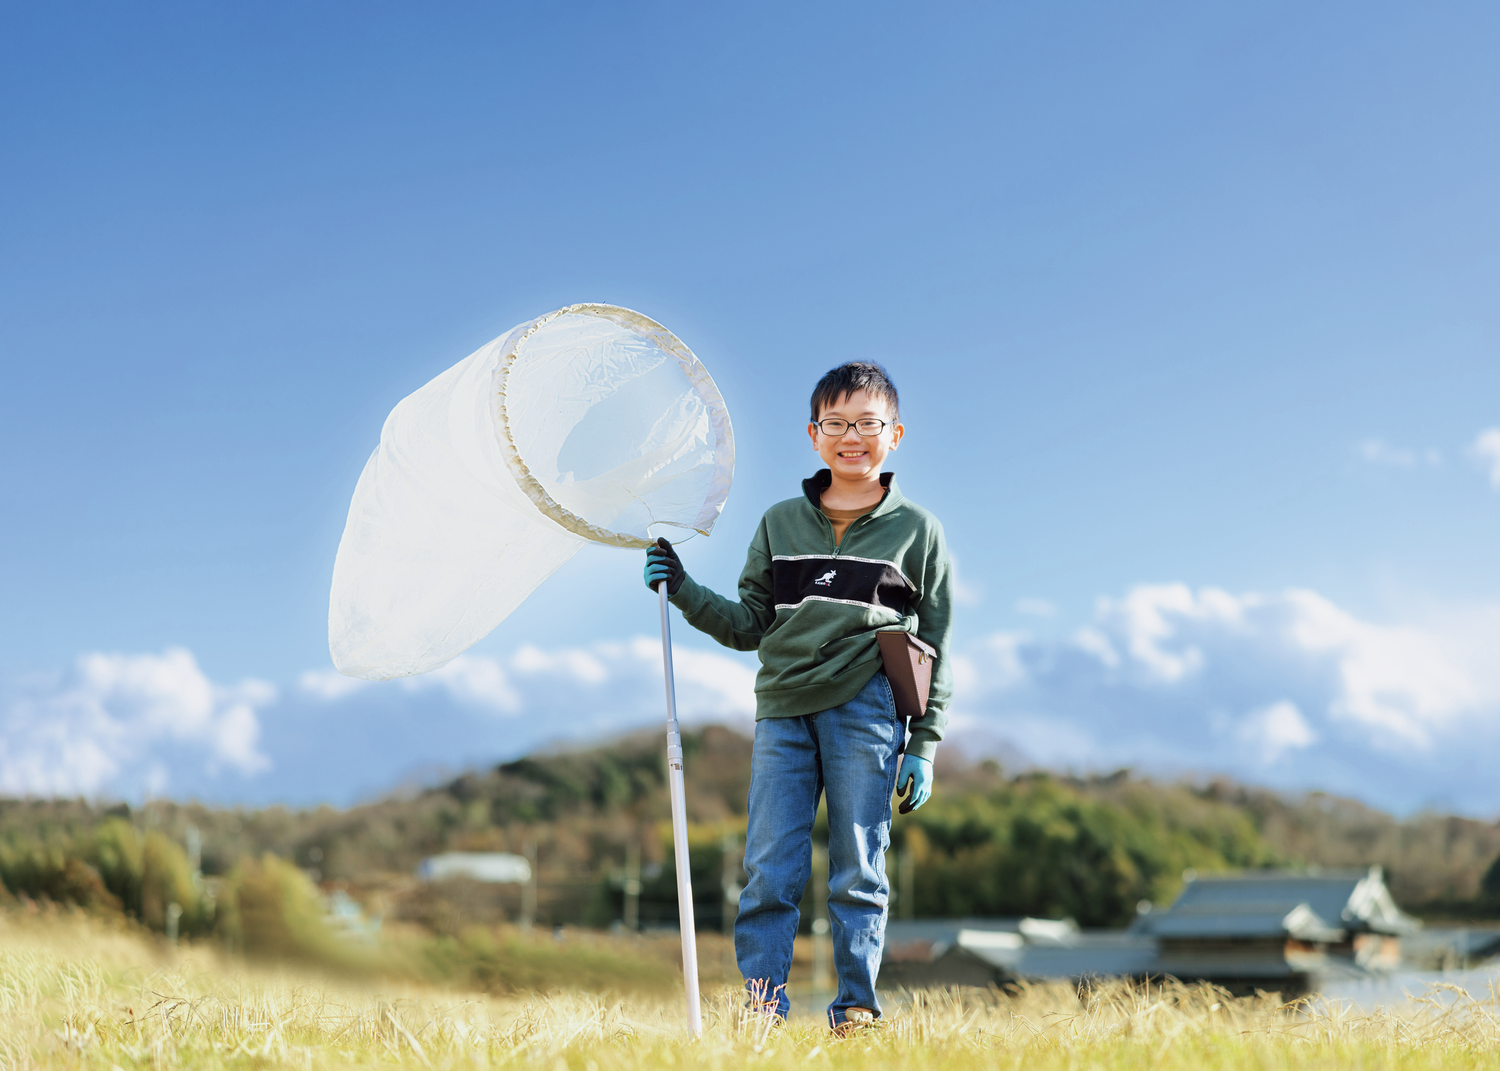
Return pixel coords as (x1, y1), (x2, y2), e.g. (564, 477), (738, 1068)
(624, 839), (641, 932)
(899, 845), (915, 920)
(185, 824), (202, 880)
(721, 832), (742, 981)
(520, 836), (537, 930)
(720, 832), (741, 937)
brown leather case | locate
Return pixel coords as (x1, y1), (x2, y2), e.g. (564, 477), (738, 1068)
(877, 629), (937, 720)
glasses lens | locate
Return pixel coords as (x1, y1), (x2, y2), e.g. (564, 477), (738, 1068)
(854, 419), (885, 435)
(820, 420), (848, 434)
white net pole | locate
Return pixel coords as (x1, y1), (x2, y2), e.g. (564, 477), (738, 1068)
(658, 580), (702, 1036)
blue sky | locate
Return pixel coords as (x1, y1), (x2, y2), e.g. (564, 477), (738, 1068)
(2, 2), (1498, 813)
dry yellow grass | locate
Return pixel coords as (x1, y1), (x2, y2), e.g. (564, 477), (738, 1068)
(3, 910), (1500, 1070)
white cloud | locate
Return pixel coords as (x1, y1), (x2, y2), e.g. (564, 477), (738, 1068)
(1015, 598), (1056, 618)
(1359, 439), (1441, 469)
(951, 632), (1028, 697)
(214, 703), (267, 773)
(24, 594), (1500, 812)
(1, 637), (752, 804)
(949, 557), (983, 607)
(297, 667), (369, 700)
(1473, 427), (1500, 489)
(418, 655), (523, 713)
(1097, 583), (1238, 682)
(952, 585), (1500, 811)
(0, 648), (274, 797)
(1279, 590), (1494, 747)
(1071, 626), (1120, 669)
(301, 636), (758, 732)
(1238, 701), (1317, 763)
(640, 638), (759, 722)
(510, 645), (610, 686)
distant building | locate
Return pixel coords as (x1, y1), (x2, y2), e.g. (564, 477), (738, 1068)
(880, 918), (1026, 989)
(1137, 866), (1420, 994)
(880, 916), (1157, 990)
(878, 866), (1420, 996)
(1401, 925), (1500, 970)
(417, 852), (532, 883)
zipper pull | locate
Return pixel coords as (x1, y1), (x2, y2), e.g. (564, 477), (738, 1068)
(836, 513), (870, 555)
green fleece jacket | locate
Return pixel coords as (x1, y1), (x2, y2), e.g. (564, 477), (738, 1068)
(669, 470), (953, 761)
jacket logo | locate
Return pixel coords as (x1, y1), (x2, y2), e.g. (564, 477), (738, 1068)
(813, 569), (837, 587)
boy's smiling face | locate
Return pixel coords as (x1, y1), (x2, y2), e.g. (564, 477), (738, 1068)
(807, 388), (904, 483)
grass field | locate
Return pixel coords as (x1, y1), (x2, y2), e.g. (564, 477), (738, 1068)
(4, 911), (1500, 1070)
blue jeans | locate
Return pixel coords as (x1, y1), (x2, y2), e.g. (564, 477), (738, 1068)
(735, 671), (903, 1024)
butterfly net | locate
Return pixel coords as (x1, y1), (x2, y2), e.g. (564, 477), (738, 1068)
(329, 304), (734, 680)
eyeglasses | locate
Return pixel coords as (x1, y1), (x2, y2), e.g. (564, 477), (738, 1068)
(814, 418), (894, 437)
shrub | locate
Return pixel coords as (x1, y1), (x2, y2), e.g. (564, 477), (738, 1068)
(82, 819), (213, 935)
(901, 775), (1279, 926)
(0, 843), (120, 913)
(217, 853), (374, 971)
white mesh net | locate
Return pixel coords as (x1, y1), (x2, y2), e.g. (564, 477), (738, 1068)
(329, 304), (734, 680)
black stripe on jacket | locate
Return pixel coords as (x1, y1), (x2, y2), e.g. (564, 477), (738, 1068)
(771, 554), (915, 615)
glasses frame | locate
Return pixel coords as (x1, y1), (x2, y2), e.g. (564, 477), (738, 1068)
(813, 417), (895, 437)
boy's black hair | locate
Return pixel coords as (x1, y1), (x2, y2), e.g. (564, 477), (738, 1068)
(809, 362), (900, 422)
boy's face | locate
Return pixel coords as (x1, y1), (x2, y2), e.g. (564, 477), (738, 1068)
(807, 388), (904, 481)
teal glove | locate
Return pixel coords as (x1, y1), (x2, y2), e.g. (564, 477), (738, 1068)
(644, 537), (685, 595)
(896, 754), (932, 814)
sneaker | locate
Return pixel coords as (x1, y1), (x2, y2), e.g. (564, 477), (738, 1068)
(832, 1007), (876, 1038)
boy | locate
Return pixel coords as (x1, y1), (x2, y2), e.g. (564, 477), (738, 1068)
(644, 361), (953, 1029)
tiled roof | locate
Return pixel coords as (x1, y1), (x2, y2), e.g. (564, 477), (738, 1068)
(881, 918), (1155, 980)
(1145, 902), (1344, 942)
(1139, 867), (1420, 940)
(876, 867), (1419, 987)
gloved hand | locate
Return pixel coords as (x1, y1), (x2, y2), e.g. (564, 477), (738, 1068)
(643, 537), (685, 596)
(895, 754), (932, 814)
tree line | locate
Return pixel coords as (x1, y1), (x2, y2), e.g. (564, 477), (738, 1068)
(4, 724), (1500, 938)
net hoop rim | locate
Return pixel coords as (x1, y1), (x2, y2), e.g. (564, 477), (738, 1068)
(493, 303), (735, 549)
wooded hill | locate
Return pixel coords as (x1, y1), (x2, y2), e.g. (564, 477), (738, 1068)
(4, 724), (1500, 936)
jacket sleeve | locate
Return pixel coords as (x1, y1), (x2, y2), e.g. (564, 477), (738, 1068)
(667, 520), (776, 651)
(905, 519), (954, 762)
